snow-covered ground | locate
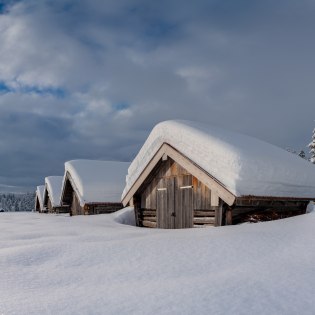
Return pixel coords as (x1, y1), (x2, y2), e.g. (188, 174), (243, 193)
(1, 210), (315, 315)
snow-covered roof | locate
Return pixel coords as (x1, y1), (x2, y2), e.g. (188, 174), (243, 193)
(35, 185), (45, 210)
(64, 160), (130, 206)
(44, 176), (63, 207)
(122, 120), (315, 200)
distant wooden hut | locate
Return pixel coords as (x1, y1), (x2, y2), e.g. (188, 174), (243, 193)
(43, 176), (69, 213)
(60, 160), (130, 216)
(35, 185), (45, 212)
(122, 120), (315, 228)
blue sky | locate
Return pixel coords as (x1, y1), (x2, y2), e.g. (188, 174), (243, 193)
(0, 0), (315, 192)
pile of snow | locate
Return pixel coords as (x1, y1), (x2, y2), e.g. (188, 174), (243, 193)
(306, 201), (315, 213)
(1, 211), (315, 314)
(123, 120), (315, 199)
(64, 160), (130, 206)
(113, 206), (136, 226)
(35, 185), (45, 210)
(44, 176), (63, 207)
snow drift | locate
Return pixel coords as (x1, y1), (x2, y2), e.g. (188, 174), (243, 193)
(1, 211), (315, 314)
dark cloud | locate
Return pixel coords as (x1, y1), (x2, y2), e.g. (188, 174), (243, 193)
(0, 0), (315, 192)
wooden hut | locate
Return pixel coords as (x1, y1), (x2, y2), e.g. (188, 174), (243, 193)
(60, 160), (130, 216)
(122, 120), (315, 228)
(43, 176), (69, 213)
(35, 185), (45, 212)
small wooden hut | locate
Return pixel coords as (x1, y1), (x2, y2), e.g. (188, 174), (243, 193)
(122, 120), (315, 228)
(60, 160), (130, 216)
(35, 185), (45, 212)
(43, 176), (69, 213)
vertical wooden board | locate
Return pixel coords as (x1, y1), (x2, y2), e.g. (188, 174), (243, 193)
(141, 187), (146, 208)
(225, 207), (233, 225)
(76, 194), (81, 215)
(164, 159), (172, 177)
(166, 177), (175, 228)
(157, 178), (164, 227)
(176, 175), (193, 228)
(170, 159), (177, 176)
(192, 180), (213, 210)
(175, 176), (183, 228)
(150, 178), (157, 209)
(133, 196), (140, 226)
(156, 192), (164, 228)
(71, 193), (77, 215)
(200, 182), (204, 209)
(47, 199), (52, 212)
(145, 186), (151, 209)
(181, 163), (190, 175)
(211, 192), (221, 226)
(193, 177), (201, 210)
(157, 177), (175, 229)
(205, 185), (211, 209)
(183, 175), (193, 228)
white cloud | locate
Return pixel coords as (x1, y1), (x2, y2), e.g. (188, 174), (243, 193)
(1, 0), (315, 191)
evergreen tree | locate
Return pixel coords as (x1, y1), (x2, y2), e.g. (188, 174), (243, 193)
(298, 150), (306, 159)
(0, 192), (35, 211)
(309, 128), (315, 164)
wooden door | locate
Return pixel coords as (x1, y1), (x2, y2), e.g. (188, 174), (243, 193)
(175, 175), (193, 228)
(157, 175), (193, 229)
(157, 177), (175, 228)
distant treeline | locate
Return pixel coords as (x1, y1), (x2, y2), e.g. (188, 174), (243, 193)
(0, 193), (35, 212)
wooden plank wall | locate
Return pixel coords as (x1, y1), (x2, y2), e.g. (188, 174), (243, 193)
(90, 203), (122, 215)
(137, 158), (221, 228)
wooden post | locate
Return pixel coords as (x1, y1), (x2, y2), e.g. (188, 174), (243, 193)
(133, 196), (140, 227)
(226, 207), (233, 225)
(211, 192), (222, 227)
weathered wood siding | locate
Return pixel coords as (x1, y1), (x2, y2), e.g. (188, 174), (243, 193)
(86, 203), (122, 215)
(47, 198), (53, 213)
(71, 192), (82, 215)
(135, 158), (222, 229)
(230, 199), (308, 224)
(44, 197), (68, 214)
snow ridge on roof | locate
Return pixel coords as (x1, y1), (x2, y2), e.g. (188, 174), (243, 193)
(122, 120), (315, 200)
(35, 185), (45, 210)
(64, 160), (130, 206)
(45, 176), (63, 207)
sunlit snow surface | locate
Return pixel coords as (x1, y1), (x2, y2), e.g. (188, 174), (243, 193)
(1, 210), (315, 314)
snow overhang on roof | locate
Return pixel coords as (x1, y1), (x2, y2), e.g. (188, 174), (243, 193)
(63, 160), (130, 206)
(35, 185), (45, 209)
(44, 176), (64, 207)
(122, 120), (315, 201)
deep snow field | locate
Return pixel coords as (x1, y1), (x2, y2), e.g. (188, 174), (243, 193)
(1, 209), (315, 315)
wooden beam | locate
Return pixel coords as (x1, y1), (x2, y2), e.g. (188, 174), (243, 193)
(122, 146), (166, 206)
(165, 145), (235, 206)
(211, 192), (223, 227)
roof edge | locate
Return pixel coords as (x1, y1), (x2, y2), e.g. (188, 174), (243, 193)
(122, 143), (236, 206)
